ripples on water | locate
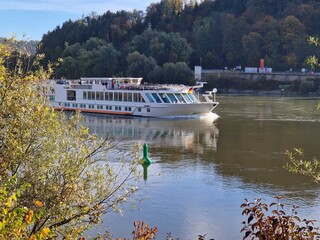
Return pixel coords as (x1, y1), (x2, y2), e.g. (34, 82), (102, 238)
(84, 96), (320, 240)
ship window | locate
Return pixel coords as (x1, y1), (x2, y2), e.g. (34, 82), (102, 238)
(80, 104), (86, 108)
(107, 92), (113, 101)
(181, 93), (191, 103)
(72, 104), (78, 107)
(151, 93), (162, 103)
(128, 92), (132, 102)
(167, 93), (178, 103)
(114, 92), (120, 101)
(160, 93), (170, 103)
(147, 108), (150, 112)
(105, 92), (108, 100)
(188, 93), (198, 102)
(88, 91), (95, 100)
(174, 93), (186, 103)
(97, 105), (103, 109)
(133, 93), (145, 102)
(96, 92), (104, 100)
(123, 92), (129, 102)
(145, 93), (155, 103)
(133, 93), (138, 102)
(138, 108), (141, 112)
(67, 90), (76, 101)
(83, 91), (87, 100)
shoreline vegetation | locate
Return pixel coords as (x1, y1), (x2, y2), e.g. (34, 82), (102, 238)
(202, 74), (320, 96)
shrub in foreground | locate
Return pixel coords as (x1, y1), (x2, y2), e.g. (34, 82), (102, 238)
(241, 197), (319, 239)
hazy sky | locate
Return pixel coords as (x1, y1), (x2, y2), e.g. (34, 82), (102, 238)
(0, 0), (159, 40)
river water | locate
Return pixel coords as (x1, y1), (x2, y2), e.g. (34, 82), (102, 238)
(84, 95), (320, 239)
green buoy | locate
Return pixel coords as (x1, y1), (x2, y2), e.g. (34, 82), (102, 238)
(140, 143), (151, 180)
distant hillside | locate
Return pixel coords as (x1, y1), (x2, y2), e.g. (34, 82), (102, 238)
(0, 37), (39, 55)
(38, 0), (320, 82)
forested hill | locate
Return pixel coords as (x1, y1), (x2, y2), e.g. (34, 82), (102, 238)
(39, 0), (320, 82)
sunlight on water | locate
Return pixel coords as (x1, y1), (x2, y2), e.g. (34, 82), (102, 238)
(161, 112), (220, 121)
(200, 112), (220, 121)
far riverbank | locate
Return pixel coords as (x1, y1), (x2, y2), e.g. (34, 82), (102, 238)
(202, 71), (320, 96)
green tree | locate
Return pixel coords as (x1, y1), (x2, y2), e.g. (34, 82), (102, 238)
(280, 15), (306, 69)
(147, 66), (165, 84)
(57, 37), (120, 78)
(126, 51), (158, 80)
(221, 13), (249, 67)
(163, 61), (194, 84)
(192, 16), (221, 68)
(58, 56), (79, 78)
(0, 38), (141, 239)
(92, 44), (121, 76)
(130, 29), (191, 66)
(242, 32), (263, 66)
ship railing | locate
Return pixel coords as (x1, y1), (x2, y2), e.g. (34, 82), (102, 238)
(202, 88), (217, 103)
(49, 79), (204, 93)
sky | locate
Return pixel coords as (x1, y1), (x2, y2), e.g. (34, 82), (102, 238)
(0, 0), (159, 41)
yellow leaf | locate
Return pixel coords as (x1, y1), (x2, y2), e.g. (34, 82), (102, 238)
(12, 193), (17, 201)
(40, 227), (50, 237)
(25, 210), (34, 224)
(6, 198), (12, 208)
(34, 200), (43, 207)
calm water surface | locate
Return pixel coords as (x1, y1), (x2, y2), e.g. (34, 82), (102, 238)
(85, 95), (320, 239)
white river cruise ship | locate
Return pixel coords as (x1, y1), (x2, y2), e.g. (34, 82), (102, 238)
(48, 77), (219, 118)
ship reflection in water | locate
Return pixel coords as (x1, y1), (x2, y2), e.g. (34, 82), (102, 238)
(82, 113), (221, 239)
(81, 113), (219, 157)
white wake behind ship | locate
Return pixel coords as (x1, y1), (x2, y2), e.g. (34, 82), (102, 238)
(47, 77), (218, 118)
